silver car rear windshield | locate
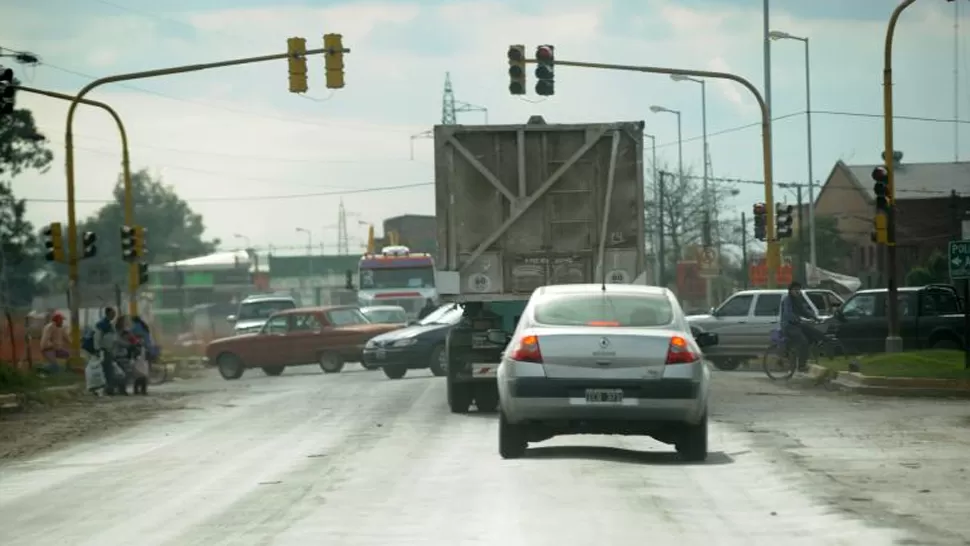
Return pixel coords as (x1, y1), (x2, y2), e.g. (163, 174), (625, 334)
(533, 293), (674, 327)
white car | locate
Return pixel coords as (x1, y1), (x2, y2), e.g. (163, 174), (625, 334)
(496, 283), (718, 461)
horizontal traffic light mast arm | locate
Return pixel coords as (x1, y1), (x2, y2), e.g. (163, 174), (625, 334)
(61, 44), (348, 360)
(536, 56), (780, 286)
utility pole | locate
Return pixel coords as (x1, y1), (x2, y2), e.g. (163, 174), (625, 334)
(741, 212), (748, 289)
(796, 185), (806, 284)
(658, 171), (668, 288)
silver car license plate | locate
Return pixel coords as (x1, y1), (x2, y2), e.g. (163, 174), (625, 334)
(376, 349), (386, 359)
(585, 389), (623, 404)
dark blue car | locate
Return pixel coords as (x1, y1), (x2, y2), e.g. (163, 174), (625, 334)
(362, 303), (464, 380)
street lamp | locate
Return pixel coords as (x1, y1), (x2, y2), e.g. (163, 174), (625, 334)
(643, 132), (659, 285)
(233, 233), (251, 250)
(770, 29), (817, 273)
(670, 74), (711, 246)
(296, 227), (313, 277)
(649, 104), (683, 206)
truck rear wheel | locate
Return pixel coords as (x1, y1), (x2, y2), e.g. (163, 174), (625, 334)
(447, 378), (472, 413)
(474, 384), (499, 413)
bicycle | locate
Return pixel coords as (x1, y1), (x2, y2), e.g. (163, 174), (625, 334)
(763, 322), (844, 380)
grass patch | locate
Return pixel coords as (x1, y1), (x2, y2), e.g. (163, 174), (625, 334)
(0, 364), (82, 395)
(823, 350), (969, 379)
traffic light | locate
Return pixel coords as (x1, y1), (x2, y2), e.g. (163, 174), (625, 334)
(81, 231), (97, 259)
(871, 212), (889, 245)
(775, 202), (793, 239)
(42, 222), (65, 263)
(0, 65), (15, 116)
(133, 225), (146, 258)
(324, 33), (345, 89)
(507, 45), (526, 95)
(534, 45), (555, 96)
(752, 202), (767, 241)
(137, 263), (149, 287)
(287, 37), (308, 94)
(871, 165), (890, 212)
(120, 225), (136, 261)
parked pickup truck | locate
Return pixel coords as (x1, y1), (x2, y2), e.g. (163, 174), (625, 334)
(206, 305), (400, 380)
(827, 284), (965, 354)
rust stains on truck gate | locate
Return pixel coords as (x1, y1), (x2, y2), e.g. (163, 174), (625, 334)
(434, 120), (646, 297)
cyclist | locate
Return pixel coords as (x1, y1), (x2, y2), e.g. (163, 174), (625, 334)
(780, 281), (823, 371)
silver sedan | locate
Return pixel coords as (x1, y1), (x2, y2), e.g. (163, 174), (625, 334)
(496, 283), (719, 461)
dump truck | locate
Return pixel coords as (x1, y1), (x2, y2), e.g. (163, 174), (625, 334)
(434, 116), (647, 413)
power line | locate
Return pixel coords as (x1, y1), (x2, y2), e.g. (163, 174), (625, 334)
(21, 181), (433, 204)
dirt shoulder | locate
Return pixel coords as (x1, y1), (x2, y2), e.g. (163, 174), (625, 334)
(0, 390), (198, 461)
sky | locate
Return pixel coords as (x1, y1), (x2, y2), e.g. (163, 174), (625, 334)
(2, 0), (968, 257)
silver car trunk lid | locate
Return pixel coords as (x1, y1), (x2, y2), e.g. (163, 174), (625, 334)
(533, 326), (680, 380)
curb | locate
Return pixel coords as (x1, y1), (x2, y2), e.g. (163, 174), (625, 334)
(823, 368), (970, 398)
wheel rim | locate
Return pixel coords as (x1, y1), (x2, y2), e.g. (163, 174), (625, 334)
(321, 356), (340, 372)
(220, 358), (239, 377)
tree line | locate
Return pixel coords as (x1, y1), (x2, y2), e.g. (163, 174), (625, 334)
(0, 100), (218, 310)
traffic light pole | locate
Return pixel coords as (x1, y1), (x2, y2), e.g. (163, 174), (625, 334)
(13, 85), (139, 328)
(61, 46), (343, 359)
(535, 58), (779, 287)
(882, 0), (917, 354)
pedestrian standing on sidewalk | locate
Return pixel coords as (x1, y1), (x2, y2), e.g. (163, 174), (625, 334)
(38, 312), (71, 375)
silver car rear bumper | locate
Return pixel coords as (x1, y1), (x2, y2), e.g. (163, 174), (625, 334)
(498, 376), (707, 426)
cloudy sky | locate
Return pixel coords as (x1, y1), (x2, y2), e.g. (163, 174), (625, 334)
(3, 0), (968, 255)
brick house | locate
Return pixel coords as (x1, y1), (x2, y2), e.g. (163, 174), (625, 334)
(813, 158), (970, 288)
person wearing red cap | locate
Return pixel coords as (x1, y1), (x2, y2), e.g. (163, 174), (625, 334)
(39, 312), (71, 374)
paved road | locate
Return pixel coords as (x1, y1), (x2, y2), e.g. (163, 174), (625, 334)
(2, 365), (968, 545)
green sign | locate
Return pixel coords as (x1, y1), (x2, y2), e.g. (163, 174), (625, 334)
(949, 240), (970, 280)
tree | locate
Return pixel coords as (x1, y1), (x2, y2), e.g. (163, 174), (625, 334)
(0, 104), (53, 308)
(78, 170), (220, 284)
(780, 215), (854, 273)
(905, 251), (948, 285)
(644, 163), (738, 277)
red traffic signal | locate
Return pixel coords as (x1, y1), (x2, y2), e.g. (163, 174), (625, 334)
(871, 166), (888, 183)
(507, 45), (524, 62)
(536, 45), (554, 61)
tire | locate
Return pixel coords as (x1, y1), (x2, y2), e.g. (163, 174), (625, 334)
(474, 384), (499, 413)
(447, 377), (473, 413)
(428, 345), (447, 377)
(217, 353), (245, 380)
(261, 365), (285, 376)
(383, 365), (407, 380)
(931, 338), (962, 350)
(498, 411), (527, 459)
(762, 343), (796, 380)
(319, 353), (344, 374)
(711, 358), (741, 371)
(676, 413), (708, 462)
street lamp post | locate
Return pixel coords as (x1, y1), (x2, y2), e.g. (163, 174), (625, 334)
(644, 132), (659, 285)
(296, 227), (313, 277)
(769, 30), (818, 278)
(649, 105), (683, 289)
(670, 75), (710, 246)
(233, 233), (251, 250)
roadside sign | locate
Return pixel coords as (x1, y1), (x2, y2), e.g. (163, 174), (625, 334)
(698, 246), (719, 278)
(949, 240), (970, 280)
